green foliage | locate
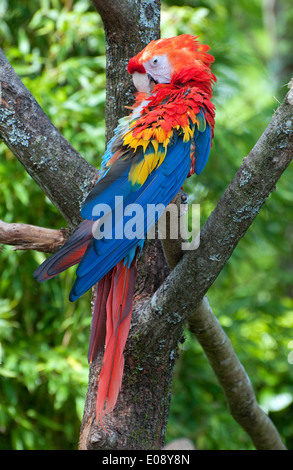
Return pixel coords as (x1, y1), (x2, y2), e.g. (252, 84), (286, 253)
(0, 0), (293, 450)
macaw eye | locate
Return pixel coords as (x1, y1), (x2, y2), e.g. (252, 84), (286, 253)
(152, 57), (159, 65)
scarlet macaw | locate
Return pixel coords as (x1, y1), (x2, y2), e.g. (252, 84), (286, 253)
(34, 34), (216, 426)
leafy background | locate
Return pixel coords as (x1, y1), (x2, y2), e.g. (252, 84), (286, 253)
(0, 0), (292, 450)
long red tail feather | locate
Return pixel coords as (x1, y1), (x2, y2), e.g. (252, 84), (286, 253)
(95, 259), (137, 427)
(88, 270), (113, 363)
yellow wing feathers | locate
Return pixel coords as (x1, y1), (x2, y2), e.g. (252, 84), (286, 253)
(118, 86), (207, 189)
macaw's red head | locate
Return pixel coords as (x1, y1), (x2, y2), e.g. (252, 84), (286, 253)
(127, 34), (216, 95)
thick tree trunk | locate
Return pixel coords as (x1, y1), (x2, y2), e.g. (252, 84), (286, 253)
(91, 0), (161, 140)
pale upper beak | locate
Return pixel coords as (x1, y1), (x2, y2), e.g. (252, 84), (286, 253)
(132, 71), (157, 94)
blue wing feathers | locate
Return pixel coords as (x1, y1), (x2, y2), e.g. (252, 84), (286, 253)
(194, 124), (211, 175)
(69, 137), (191, 301)
(35, 108), (212, 302)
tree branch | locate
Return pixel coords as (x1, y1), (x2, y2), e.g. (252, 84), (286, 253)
(161, 198), (287, 449)
(0, 49), (98, 228)
(189, 297), (287, 450)
(0, 219), (69, 253)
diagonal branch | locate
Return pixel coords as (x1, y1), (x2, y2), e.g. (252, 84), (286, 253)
(161, 198), (287, 449)
(189, 297), (287, 450)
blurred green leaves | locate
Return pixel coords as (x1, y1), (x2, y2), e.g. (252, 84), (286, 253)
(0, 0), (293, 450)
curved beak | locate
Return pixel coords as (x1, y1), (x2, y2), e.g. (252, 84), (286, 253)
(132, 71), (157, 94)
